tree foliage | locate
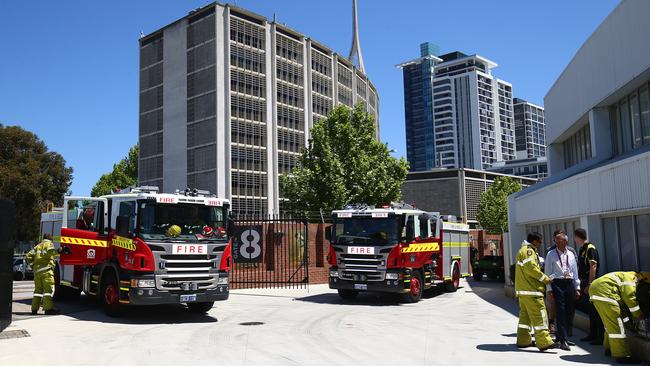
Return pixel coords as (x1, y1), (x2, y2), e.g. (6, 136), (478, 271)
(91, 145), (138, 197)
(0, 124), (73, 241)
(476, 176), (522, 234)
(281, 104), (409, 214)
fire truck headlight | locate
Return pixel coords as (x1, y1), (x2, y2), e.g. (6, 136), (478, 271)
(136, 279), (155, 288)
(385, 273), (399, 280)
(329, 270), (339, 278)
(218, 277), (229, 285)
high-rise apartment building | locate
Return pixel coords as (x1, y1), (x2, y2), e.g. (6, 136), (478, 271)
(513, 98), (546, 158)
(138, 3), (379, 215)
(399, 46), (515, 170)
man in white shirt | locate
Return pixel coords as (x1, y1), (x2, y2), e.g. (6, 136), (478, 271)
(544, 232), (580, 350)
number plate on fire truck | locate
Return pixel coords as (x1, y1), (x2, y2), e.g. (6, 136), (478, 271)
(354, 284), (368, 290)
(347, 246), (375, 255)
(172, 244), (207, 255)
(180, 294), (197, 302)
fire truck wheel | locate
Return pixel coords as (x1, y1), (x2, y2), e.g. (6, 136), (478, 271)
(101, 271), (123, 317)
(444, 263), (460, 292)
(402, 270), (423, 303)
(187, 302), (214, 313)
(472, 270), (483, 281)
(337, 289), (359, 300)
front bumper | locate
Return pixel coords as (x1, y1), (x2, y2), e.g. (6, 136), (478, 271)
(328, 271), (405, 293)
(127, 273), (230, 305)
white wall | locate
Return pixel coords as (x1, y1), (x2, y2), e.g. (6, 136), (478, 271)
(544, 0), (650, 144)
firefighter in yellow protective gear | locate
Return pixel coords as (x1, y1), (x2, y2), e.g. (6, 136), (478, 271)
(514, 232), (558, 351)
(25, 234), (62, 315)
(589, 271), (650, 363)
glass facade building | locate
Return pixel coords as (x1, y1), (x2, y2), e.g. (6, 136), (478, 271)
(513, 98), (546, 159)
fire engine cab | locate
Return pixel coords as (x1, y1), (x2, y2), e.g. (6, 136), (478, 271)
(326, 203), (470, 302)
(48, 186), (232, 316)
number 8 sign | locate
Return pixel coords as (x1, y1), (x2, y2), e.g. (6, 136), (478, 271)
(233, 225), (263, 263)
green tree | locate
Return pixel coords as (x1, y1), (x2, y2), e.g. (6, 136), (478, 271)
(281, 104), (409, 214)
(0, 124), (73, 241)
(476, 176), (522, 234)
(91, 145), (138, 196)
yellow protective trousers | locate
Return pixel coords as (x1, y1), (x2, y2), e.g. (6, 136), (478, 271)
(31, 268), (55, 312)
(591, 300), (631, 358)
(516, 296), (555, 350)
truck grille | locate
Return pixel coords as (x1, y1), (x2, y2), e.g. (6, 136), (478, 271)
(156, 253), (219, 291)
(339, 254), (384, 281)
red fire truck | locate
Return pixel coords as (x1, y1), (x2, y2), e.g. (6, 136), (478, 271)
(46, 186), (232, 316)
(326, 203), (470, 302)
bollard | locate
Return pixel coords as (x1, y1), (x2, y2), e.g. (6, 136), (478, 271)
(0, 199), (16, 332)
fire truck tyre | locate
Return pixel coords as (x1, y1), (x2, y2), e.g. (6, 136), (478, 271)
(187, 301), (214, 314)
(402, 271), (423, 303)
(101, 272), (123, 317)
(487, 271), (498, 280)
(56, 285), (81, 301)
(337, 289), (359, 300)
(444, 263), (460, 292)
(472, 270), (483, 281)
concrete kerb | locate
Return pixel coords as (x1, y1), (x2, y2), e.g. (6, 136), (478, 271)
(505, 284), (650, 364)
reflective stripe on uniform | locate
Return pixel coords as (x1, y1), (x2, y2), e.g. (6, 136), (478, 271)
(517, 257), (534, 266)
(538, 274), (546, 282)
(590, 295), (619, 305)
(518, 324), (531, 330)
(541, 308), (549, 329)
(533, 325), (548, 331)
(36, 266), (50, 273)
(43, 293), (52, 298)
(629, 305), (640, 312)
(608, 333), (627, 339)
(516, 291), (544, 296)
(33, 293), (43, 297)
(622, 317), (630, 323)
(606, 273), (636, 287)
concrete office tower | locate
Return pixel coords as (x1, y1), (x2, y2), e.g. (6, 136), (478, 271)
(399, 48), (515, 170)
(513, 98), (546, 158)
(138, 3), (379, 216)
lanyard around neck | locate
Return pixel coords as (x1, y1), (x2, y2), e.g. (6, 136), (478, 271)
(556, 248), (569, 272)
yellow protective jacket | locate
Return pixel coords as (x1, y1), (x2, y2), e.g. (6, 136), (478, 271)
(589, 271), (643, 318)
(515, 241), (551, 297)
(26, 239), (60, 275)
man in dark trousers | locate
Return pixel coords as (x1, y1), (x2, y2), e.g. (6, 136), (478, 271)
(544, 231), (580, 350)
(574, 228), (604, 344)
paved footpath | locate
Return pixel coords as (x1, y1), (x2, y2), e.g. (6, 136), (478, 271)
(1, 279), (617, 366)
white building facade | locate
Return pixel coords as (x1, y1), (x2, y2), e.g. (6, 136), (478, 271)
(138, 3), (379, 215)
(506, 0), (650, 277)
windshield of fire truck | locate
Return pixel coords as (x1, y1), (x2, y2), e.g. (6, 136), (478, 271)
(332, 217), (399, 246)
(137, 202), (227, 241)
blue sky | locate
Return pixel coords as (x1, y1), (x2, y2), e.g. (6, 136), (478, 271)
(0, 0), (618, 195)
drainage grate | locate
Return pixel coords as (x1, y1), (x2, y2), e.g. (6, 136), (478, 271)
(239, 321), (264, 326)
(0, 329), (31, 340)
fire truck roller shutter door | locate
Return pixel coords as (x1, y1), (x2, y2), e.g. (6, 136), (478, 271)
(443, 231), (452, 279)
(460, 232), (470, 276)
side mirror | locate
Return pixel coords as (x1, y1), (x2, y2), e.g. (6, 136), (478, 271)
(325, 226), (332, 242)
(226, 218), (235, 238)
(116, 216), (130, 237)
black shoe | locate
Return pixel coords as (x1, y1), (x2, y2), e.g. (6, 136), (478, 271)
(44, 308), (60, 315)
(590, 338), (604, 345)
(559, 341), (571, 351)
(605, 349), (612, 357)
(31, 309), (38, 315)
(580, 336), (594, 342)
(539, 342), (560, 352)
(615, 356), (641, 364)
(565, 340), (576, 346)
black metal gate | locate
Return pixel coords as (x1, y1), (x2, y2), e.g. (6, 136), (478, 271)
(229, 216), (309, 289)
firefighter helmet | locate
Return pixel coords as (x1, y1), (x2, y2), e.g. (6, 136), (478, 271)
(166, 225), (182, 237)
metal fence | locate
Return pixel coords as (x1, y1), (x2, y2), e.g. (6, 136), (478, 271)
(229, 215), (309, 289)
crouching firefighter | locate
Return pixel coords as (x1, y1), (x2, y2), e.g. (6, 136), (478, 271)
(515, 232), (558, 351)
(589, 271), (650, 364)
(26, 234), (62, 315)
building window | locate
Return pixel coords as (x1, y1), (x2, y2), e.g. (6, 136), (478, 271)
(602, 213), (650, 272)
(563, 123), (591, 168)
(609, 80), (650, 156)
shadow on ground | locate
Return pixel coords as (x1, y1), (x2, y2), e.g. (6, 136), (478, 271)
(293, 286), (448, 306)
(13, 295), (218, 325)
